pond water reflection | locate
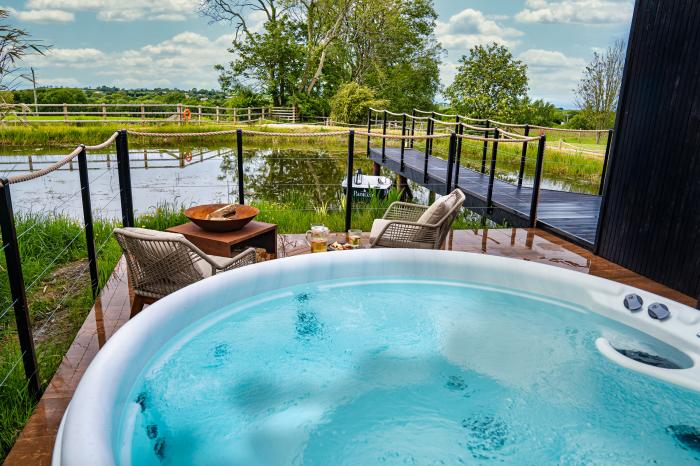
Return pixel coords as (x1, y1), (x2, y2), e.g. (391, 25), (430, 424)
(0, 147), (404, 219)
(0, 145), (589, 219)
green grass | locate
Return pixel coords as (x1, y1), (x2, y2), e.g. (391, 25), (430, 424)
(0, 122), (609, 194)
(0, 206), (191, 461)
(397, 134), (606, 194)
(0, 122), (351, 148)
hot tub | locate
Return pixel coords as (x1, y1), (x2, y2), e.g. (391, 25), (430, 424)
(54, 250), (700, 465)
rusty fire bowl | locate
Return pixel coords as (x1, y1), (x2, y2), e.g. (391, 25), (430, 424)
(184, 204), (260, 232)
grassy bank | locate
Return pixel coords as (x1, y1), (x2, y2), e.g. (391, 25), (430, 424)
(0, 195), (486, 461)
(0, 122), (352, 148)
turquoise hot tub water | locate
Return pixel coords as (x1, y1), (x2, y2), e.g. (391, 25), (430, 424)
(120, 278), (700, 465)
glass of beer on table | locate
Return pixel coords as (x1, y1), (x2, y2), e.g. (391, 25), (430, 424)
(306, 224), (330, 253)
(347, 229), (362, 248)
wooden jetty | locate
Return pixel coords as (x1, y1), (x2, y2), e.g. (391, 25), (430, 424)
(366, 109), (608, 248)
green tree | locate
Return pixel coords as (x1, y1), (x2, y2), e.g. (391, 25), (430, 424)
(215, 18), (304, 106)
(329, 82), (388, 124)
(342, 0), (441, 112)
(515, 98), (564, 126)
(574, 39), (624, 134)
(202, 0), (441, 114)
(445, 43), (528, 120)
(40, 88), (87, 105)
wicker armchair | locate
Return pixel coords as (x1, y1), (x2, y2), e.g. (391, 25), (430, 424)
(369, 189), (466, 249)
(114, 227), (256, 317)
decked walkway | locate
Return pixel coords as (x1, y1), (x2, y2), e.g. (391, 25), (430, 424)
(369, 147), (602, 247)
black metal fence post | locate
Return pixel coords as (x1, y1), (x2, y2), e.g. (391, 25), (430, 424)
(517, 124), (530, 188)
(400, 113), (407, 171)
(486, 129), (500, 214)
(381, 110), (388, 161)
(0, 180), (41, 400)
(366, 108), (372, 157)
(481, 119), (490, 174)
(77, 145), (99, 298)
(446, 133), (456, 193)
(529, 135), (547, 227)
(115, 130), (134, 227)
(423, 120), (431, 183)
(410, 109), (416, 148)
(598, 129), (614, 196)
(429, 112), (435, 157)
(345, 130), (355, 232)
(236, 129), (245, 204)
(455, 122), (463, 188)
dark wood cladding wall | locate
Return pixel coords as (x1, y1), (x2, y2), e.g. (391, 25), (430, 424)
(596, 0), (700, 300)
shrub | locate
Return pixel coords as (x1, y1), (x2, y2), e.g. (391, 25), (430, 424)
(329, 83), (389, 124)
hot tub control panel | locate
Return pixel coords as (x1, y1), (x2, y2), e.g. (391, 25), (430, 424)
(624, 295), (673, 322)
(624, 294), (644, 311)
(648, 303), (671, 321)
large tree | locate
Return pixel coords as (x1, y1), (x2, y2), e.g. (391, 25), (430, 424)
(342, 0), (441, 112)
(201, 0), (441, 112)
(574, 39), (625, 132)
(444, 43), (528, 120)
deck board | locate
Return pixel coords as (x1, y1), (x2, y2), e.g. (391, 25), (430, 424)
(369, 147), (602, 246)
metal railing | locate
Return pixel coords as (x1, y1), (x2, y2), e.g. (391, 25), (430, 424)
(0, 103), (297, 124)
(366, 108), (547, 226)
(367, 108), (614, 197)
(0, 123), (561, 402)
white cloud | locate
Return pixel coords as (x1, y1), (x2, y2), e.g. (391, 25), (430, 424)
(4, 6), (75, 23)
(25, 0), (199, 22)
(36, 77), (81, 87)
(515, 0), (633, 24)
(29, 32), (233, 89)
(44, 48), (106, 63)
(519, 49), (585, 68)
(436, 8), (523, 50)
(519, 49), (586, 105)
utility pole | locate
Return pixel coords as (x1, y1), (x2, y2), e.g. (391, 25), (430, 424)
(30, 68), (38, 113)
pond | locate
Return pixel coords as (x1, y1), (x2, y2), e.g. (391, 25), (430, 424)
(0, 145), (594, 219)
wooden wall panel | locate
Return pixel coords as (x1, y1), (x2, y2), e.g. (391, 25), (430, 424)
(596, 0), (700, 300)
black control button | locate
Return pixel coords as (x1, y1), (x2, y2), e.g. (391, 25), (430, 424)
(648, 303), (670, 321)
(623, 294), (643, 311)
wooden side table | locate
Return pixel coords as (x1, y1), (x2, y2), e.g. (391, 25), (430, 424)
(167, 221), (278, 258)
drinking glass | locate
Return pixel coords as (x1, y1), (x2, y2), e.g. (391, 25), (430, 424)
(347, 229), (362, 248)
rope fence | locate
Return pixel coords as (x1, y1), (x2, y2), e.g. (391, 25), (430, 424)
(0, 117), (613, 405)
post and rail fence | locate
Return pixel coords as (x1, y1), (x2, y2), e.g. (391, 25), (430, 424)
(0, 103), (297, 125)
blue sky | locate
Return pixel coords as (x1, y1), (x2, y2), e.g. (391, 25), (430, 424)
(3, 0), (633, 107)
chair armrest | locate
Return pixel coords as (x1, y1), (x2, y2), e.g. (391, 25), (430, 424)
(212, 247), (257, 273)
(370, 219), (440, 247)
(382, 202), (429, 221)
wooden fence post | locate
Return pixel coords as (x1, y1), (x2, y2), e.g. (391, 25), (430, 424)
(63, 103), (68, 122)
(102, 104), (107, 122)
(197, 106), (202, 124)
(216, 106), (220, 123)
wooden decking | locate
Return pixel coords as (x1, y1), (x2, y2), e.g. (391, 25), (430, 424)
(4, 228), (695, 466)
(369, 147), (602, 247)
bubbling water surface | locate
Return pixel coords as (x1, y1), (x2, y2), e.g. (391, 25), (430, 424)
(120, 279), (700, 465)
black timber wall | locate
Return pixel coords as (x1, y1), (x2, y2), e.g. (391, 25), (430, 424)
(596, 0), (700, 300)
